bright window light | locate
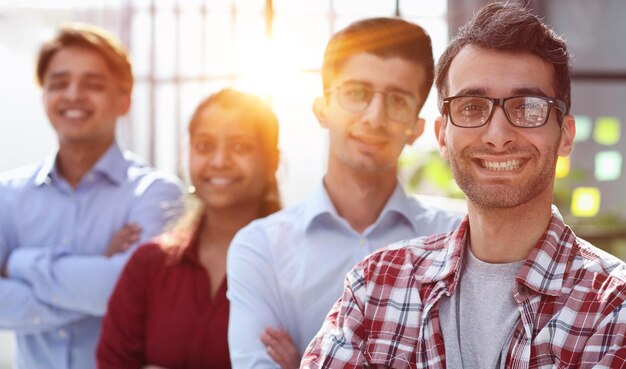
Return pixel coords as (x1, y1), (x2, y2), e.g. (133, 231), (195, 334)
(594, 116), (621, 146)
(571, 187), (601, 217)
(595, 151), (622, 181)
(555, 156), (570, 178)
(573, 115), (592, 142)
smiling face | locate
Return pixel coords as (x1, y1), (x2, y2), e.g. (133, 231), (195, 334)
(42, 46), (130, 148)
(189, 105), (271, 212)
(435, 46), (575, 209)
(315, 53), (426, 177)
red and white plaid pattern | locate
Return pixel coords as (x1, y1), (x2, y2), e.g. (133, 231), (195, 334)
(301, 213), (626, 369)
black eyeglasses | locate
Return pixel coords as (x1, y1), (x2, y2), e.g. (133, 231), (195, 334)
(442, 95), (567, 128)
(325, 81), (419, 124)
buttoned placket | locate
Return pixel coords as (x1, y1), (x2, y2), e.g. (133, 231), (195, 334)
(416, 280), (450, 369)
(504, 284), (542, 369)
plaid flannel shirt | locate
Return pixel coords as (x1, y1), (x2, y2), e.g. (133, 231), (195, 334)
(301, 210), (626, 369)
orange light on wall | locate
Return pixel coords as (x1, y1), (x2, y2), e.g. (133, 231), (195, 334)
(571, 187), (600, 217)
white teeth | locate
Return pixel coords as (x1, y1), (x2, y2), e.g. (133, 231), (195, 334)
(482, 159), (523, 171)
(63, 109), (88, 119)
(209, 178), (234, 186)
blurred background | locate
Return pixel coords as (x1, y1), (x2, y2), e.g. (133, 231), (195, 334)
(1, 0), (625, 366)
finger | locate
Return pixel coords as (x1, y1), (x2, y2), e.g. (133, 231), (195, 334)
(261, 331), (289, 364)
(268, 328), (298, 356)
(266, 346), (288, 369)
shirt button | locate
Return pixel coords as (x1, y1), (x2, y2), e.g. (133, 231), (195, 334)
(517, 284), (530, 295)
(62, 237), (70, 246)
(359, 239), (366, 246)
(32, 316), (41, 325)
(57, 329), (67, 338)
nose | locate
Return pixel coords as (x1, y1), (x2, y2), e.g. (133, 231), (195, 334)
(63, 82), (83, 101)
(209, 143), (231, 168)
(481, 105), (517, 149)
(360, 92), (386, 128)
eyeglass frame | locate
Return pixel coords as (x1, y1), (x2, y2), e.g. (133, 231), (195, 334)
(442, 95), (567, 128)
(324, 82), (421, 125)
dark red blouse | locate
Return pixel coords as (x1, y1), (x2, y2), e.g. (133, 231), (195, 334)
(97, 234), (231, 369)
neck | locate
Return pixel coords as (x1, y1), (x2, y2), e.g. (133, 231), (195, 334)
(324, 163), (398, 234)
(56, 139), (113, 188)
(466, 194), (553, 263)
(197, 203), (263, 251)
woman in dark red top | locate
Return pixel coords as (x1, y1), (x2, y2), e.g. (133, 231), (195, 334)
(97, 88), (281, 369)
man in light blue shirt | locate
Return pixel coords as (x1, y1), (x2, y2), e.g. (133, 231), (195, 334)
(227, 18), (462, 369)
(0, 23), (184, 369)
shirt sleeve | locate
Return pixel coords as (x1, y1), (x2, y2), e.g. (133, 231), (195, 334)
(96, 246), (153, 369)
(227, 223), (287, 369)
(0, 278), (84, 334)
(1, 184), (83, 333)
(6, 177), (184, 317)
(301, 266), (368, 369)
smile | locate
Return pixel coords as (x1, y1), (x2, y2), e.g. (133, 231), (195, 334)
(480, 159), (524, 171)
(209, 177), (236, 186)
(60, 108), (92, 119)
(351, 133), (387, 146)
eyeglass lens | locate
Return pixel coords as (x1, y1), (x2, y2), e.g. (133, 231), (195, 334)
(337, 82), (417, 123)
(449, 96), (551, 127)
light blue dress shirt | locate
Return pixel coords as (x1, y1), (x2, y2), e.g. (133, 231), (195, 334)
(226, 181), (463, 369)
(0, 143), (184, 369)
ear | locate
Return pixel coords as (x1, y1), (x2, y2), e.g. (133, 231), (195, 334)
(405, 118), (425, 145)
(117, 91), (132, 116)
(313, 96), (329, 128)
(434, 115), (449, 160)
(557, 114), (576, 157)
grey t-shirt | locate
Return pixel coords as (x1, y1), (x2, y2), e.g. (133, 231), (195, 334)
(439, 247), (524, 369)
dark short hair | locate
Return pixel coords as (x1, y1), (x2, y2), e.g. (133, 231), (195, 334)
(435, 2), (571, 115)
(36, 22), (133, 93)
(189, 88), (281, 216)
(322, 17), (435, 111)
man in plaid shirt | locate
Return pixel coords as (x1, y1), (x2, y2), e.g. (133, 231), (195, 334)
(302, 3), (626, 369)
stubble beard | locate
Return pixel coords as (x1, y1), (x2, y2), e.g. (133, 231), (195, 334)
(449, 144), (559, 209)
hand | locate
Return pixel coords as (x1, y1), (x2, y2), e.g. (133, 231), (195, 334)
(103, 223), (142, 257)
(260, 326), (300, 369)
(1, 260), (7, 278)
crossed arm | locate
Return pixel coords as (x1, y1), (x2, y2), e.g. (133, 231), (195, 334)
(0, 180), (183, 333)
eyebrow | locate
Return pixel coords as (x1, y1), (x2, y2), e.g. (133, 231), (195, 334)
(341, 79), (415, 96)
(454, 87), (550, 97)
(46, 71), (109, 82)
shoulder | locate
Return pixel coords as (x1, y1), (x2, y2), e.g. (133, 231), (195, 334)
(354, 231), (457, 283)
(406, 194), (465, 234)
(123, 151), (184, 190)
(126, 242), (169, 270)
(233, 202), (307, 243)
(0, 163), (40, 191)
(570, 238), (626, 294)
(228, 203), (308, 266)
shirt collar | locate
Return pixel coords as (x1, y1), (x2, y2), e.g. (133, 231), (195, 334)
(301, 180), (422, 234)
(516, 206), (576, 296)
(423, 206), (575, 297)
(301, 181), (339, 232)
(414, 217), (469, 288)
(34, 142), (129, 187)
